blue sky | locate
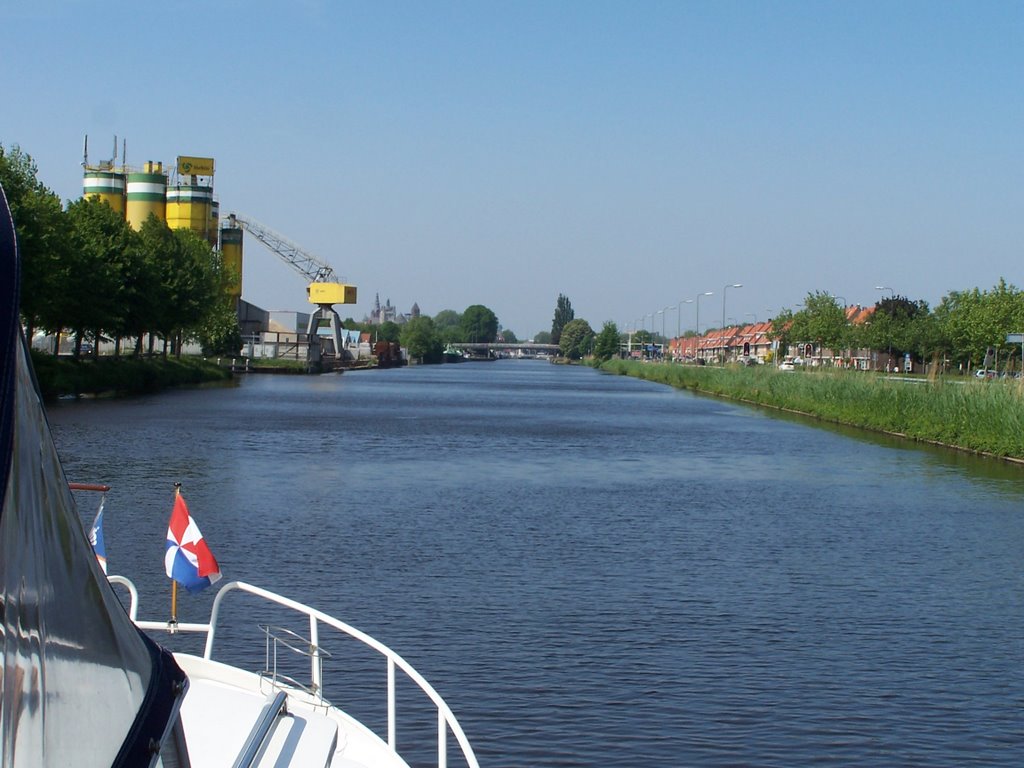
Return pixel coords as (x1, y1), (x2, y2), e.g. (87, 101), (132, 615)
(5, 1), (1022, 339)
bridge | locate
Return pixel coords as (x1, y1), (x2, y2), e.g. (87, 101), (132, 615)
(450, 342), (560, 359)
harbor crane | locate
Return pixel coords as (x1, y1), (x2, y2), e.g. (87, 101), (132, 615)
(227, 213), (357, 362)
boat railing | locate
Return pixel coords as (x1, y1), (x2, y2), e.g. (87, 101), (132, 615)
(108, 577), (480, 768)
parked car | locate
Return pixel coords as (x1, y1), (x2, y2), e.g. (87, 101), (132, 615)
(779, 361), (796, 371)
(975, 369), (997, 379)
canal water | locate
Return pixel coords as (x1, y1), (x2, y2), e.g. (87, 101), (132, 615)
(49, 361), (1023, 766)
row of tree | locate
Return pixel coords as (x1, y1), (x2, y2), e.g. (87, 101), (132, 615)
(548, 293), (621, 362)
(2, 144), (239, 357)
(336, 305), (505, 363)
(770, 286), (1024, 370)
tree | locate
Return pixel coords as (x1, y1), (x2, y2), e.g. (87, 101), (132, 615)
(934, 280), (1024, 370)
(433, 309), (462, 343)
(460, 304), (498, 343)
(559, 318), (594, 360)
(377, 321), (401, 343)
(533, 331), (552, 344)
(401, 315), (443, 362)
(767, 308), (795, 358)
(197, 298), (242, 356)
(593, 321), (620, 361)
(136, 218), (221, 356)
(500, 328), (519, 343)
(64, 196), (136, 356)
(1, 144), (70, 340)
(551, 294), (574, 345)
(786, 292), (848, 359)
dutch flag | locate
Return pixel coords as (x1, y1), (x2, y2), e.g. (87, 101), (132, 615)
(165, 492), (222, 593)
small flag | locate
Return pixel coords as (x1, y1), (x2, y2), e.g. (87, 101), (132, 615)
(89, 495), (107, 574)
(164, 493), (221, 593)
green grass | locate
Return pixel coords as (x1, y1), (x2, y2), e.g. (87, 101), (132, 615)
(600, 360), (1024, 460)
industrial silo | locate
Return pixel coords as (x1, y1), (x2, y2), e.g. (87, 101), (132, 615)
(209, 199), (220, 247)
(82, 170), (126, 216)
(166, 183), (213, 240)
(220, 224), (243, 301)
(125, 161), (167, 230)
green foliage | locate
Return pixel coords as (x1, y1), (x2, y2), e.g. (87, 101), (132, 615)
(64, 197), (138, 354)
(934, 280), (1024, 369)
(29, 350), (231, 399)
(786, 292), (847, 354)
(768, 308), (794, 350)
(197, 299), (243, 356)
(377, 321), (401, 343)
(0, 144), (70, 337)
(501, 328), (519, 343)
(559, 318), (594, 359)
(551, 294), (574, 344)
(460, 304), (498, 343)
(533, 330), (552, 344)
(401, 316), (443, 362)
(593, 321), (620, 361)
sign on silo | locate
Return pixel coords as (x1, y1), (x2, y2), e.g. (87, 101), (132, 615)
(177, 156), (215, 176)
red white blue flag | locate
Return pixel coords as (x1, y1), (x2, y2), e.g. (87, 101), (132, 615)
(165, 493), (221, 593)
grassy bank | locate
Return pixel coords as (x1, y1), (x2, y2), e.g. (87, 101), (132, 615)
(31, 351), (233, 399)
(600, 359), (1024, 461)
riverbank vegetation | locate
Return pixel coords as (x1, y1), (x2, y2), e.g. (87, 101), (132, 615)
(600, 359), (1024, 461)
(30, 351), (232, 400)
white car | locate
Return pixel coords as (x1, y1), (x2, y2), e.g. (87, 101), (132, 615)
(778, 361), (796, 371)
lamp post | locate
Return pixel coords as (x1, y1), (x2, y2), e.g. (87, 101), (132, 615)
(746, 312), (757, 323)
(722, 283), (742, 363)
(695, 291), (713, 361)
(647, 312), (655, 359)
(656, 308), (665, 359)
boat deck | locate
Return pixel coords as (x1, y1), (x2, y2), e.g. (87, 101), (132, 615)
(175, 654), (411, 768)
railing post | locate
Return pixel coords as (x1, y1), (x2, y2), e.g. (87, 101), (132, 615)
(310, 614), (322, 693)
(388, 656), (396, 749)
(438, 710), (447, 768)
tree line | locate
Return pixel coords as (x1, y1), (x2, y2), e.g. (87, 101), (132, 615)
(2, 143), (239, 357)
(340, 304), (505, 363)
(771, 286), (1024, 371)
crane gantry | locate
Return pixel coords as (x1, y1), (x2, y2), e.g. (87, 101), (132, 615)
(227, 213), (357, 362)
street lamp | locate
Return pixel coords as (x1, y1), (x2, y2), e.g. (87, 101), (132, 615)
(656, 308), (666, 359)
(722, 283), (742, 362)
(695, 291), (713, 361)
(746, 312), (757, 323)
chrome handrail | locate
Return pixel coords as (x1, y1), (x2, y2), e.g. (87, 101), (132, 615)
(108, 576), (479, 768)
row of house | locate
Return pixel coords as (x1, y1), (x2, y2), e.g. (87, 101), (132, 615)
(632, 305), (901, 370)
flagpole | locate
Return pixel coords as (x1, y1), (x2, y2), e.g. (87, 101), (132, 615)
(170, 483), (182, 628)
